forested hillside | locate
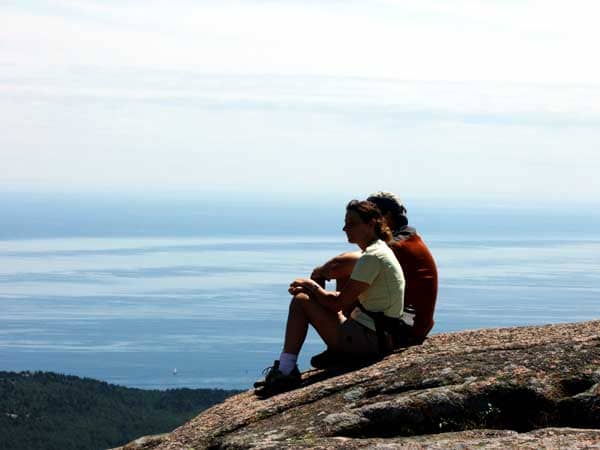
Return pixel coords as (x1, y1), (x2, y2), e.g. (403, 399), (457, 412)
(0, 371), (239, 450)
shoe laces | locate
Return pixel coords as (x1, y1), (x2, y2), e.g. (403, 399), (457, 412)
(261, 365), (273, 377)
(261, 361), (280, 378)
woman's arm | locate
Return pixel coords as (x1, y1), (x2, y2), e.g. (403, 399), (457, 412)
(289, 278), (369, 313)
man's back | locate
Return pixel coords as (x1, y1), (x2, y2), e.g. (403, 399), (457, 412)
(390, 232), (438, 339)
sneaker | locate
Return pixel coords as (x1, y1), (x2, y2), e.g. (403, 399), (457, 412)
(254, 360), (301, 392)
(310, 349), (341, 369)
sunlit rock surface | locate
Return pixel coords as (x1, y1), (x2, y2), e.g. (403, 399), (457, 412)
(119, 320), (600, 449)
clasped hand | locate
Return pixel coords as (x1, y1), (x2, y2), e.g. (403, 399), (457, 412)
(288, 278), (316, 295)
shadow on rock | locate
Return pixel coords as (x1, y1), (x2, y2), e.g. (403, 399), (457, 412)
(255, 350), (411, 399)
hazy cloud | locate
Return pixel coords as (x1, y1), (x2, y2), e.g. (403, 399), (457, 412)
(1, 1), (599, 202)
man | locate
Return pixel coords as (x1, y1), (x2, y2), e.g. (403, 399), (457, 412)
(310, 191), (438, 366)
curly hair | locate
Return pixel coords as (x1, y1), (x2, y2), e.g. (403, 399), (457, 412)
(346, 200), (393, 243)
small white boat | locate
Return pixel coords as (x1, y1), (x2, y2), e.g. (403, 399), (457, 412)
(173, 368), (178, 375)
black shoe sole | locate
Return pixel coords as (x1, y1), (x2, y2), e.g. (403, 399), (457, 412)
(255, 380), (301, 397)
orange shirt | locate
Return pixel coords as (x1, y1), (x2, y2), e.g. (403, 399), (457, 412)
(389, 234), (438, 338)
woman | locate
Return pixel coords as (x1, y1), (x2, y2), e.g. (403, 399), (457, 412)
(255, 200), (405, 392)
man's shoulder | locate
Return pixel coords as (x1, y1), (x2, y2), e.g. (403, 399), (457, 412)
(390, 233), (425, 249)
(390, 233), (436, 263)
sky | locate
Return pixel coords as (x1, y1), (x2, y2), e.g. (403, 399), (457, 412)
(1, 0), (600, 205)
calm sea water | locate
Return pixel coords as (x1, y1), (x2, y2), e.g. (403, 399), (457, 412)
(0, 234), (599, 390)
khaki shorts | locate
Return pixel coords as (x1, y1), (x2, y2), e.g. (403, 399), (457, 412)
(336, 318), (379, 355)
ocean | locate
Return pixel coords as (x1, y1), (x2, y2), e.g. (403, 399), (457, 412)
(1, 232), (598, 390)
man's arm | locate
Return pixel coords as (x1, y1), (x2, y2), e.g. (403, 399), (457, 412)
(311, 251), (361, 285)
(289, 277), (368, 313)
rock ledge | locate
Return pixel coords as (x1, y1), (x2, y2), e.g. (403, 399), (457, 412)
(121, 320), (600, 449)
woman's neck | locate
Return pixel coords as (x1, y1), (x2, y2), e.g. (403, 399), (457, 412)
(358, 237), (378, 251)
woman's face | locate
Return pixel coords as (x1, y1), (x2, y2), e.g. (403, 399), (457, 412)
(343, 210), (374, 245)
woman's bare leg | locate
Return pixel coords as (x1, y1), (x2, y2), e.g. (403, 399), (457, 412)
(283, 252), (361, 355)
(283, 293), (342, 354)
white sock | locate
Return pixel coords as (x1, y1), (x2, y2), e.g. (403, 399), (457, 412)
(278, 352), (298, 375)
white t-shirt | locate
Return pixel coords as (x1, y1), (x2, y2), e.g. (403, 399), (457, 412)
(349, 239), (405, 331)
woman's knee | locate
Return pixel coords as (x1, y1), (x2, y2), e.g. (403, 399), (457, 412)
(289, 292), (311, 314)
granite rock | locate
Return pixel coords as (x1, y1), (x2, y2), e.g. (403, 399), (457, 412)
(119, 320), (600, 449)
